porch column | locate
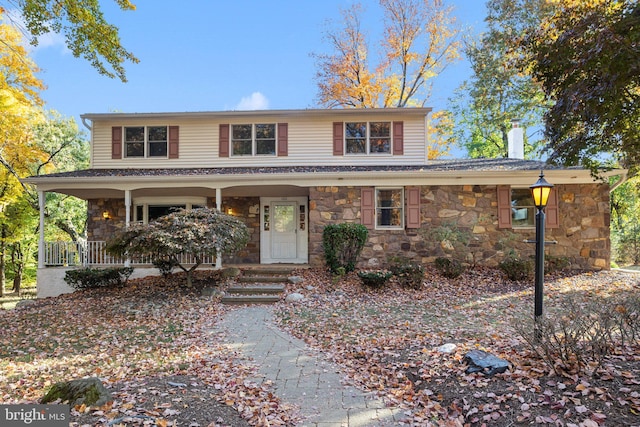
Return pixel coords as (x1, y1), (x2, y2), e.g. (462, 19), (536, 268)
(124, 190), (131, 267)
(215, 188), (222, 269)
(38, 190), (45, 268)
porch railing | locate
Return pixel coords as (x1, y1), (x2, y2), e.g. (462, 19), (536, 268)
(43, 241), (215, 267)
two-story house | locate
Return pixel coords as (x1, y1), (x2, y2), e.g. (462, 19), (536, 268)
(25, 108), (625, 297)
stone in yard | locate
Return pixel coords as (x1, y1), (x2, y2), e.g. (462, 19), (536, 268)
(41, 377), (112, 407)
(288, 276), (304, 284)
(463, 350), (510, 376)
(437, 343), (457, 353)
(201, 287), (223, 297)
(15, 299), (37, 309)
(285, 292), (305, 302)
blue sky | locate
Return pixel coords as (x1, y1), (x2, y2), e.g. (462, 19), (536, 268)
(26, 0), (487, 122)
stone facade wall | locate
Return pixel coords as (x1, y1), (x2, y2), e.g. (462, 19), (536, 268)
(218, 197), (261, 264)
(308, 184), (610, 270)
(87, 199), (127, 241)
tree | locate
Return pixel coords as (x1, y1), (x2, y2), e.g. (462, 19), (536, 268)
(521, 0), (640, 175)
(611, 176), (640, 266)
(106, 208), (250, 287)
(450, 0), (551, 159)
(1, 1), (138, 82)
(314, 0), (462, 108)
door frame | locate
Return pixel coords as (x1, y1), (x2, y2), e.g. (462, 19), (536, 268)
(260, 196), (308, 264)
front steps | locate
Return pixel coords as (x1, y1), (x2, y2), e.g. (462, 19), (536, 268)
(221, 267), (296, 305)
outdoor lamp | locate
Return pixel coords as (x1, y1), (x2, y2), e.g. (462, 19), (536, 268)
(530, 169), (554, 340)
(102, 211), (111, 220)
(530, 171), (554, 209)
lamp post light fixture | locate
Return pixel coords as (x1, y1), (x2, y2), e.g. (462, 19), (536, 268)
(530, 170), (554, 338)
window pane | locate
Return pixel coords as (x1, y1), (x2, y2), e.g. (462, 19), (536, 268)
(126, 142), (144, 157)
(370, 122), (390, 153)
(149, 141), (167, 157)
(148, 205), (185, 221)
(370, 122), (390, 137)
(232, 124), (252, 139)
(377, 189), (403, 227)
(256, 124), (275, 139)
(233, 140), (252, 155)
(345, 122), (367, 138)
(257, 140), (276, 155)
(148, 126), (167, 141)
(125, 127), (144, 142)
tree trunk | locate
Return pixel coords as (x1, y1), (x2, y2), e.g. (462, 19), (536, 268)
(0, 226), (5, 297)
(11, 243), (23, 295)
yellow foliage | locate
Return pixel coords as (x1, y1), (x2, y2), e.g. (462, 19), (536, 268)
(426, 110), (455, 159)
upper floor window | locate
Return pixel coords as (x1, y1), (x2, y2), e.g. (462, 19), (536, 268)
(345, 122), (391, 154)
(232, 124), (276, 156)
(125, 126), (167, 158)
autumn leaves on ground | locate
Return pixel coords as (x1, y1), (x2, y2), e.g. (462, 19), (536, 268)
(1, 268), (639, 426)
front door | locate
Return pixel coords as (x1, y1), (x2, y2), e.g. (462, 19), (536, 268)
(260, 197), (308, 263)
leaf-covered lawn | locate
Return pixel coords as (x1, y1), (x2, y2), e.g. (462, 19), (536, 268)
(275, 267), (640, 426)
(0, 272), (298, 426)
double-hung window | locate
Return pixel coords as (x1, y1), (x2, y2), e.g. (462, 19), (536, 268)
(231, 124), (276, 156)
(511, 188), (536, 227)
(377, 188), (403, 228)
(125, 126), (168, 158)
(345, 122), (391, 154)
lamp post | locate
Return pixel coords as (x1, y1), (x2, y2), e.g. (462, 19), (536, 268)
(530, 170), (554, 338)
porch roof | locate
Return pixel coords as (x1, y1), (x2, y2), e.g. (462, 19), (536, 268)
(23, 158), (621, 200)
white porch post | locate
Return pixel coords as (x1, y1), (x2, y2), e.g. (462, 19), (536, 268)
(38, 190), (45, 268)
(215, 188), (222, 269)
(124, 190), (131, 267)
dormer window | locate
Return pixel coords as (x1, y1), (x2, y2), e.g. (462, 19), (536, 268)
(125, 126), (168, 158)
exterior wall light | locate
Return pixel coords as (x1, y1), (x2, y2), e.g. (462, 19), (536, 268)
(102, 211), (111, 221)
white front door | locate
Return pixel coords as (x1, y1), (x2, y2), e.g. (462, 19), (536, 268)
(260, 197), (308, 263)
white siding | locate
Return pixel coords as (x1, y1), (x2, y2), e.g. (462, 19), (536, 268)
(90, 111), (428, 169)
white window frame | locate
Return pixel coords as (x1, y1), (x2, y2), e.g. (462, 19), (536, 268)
(231, 123), (277, 156)
(133, 197), (207, 224)
(345, 121), (392, 155)
(124, 126), (168, 159)
(375, 187), (404, 230)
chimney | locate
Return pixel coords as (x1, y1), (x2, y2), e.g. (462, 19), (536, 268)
(507, 119), (524, 159)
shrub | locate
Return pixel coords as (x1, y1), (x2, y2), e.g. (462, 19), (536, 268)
(498, 256), (534, 281)
(322, 223), (368, 274)
(357, 270), (393, 288)
(152, 258), (178, 277)
(389, 257), (424, 289)
(64, 267), (133, 290)
(434, 257), (464, 279)
(545, 255), (571, 273)
(515, 295), (640, 375)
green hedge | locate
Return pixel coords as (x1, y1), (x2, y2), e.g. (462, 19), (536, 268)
(322, 223), (368, 274)
(64, 267), (134, 290)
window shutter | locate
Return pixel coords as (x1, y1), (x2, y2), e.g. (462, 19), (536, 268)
(219, 124), (229, 157)
(405, 187), (421, 228)
(112, 126), (122, 159)
(168, 126), (179, 159)
(546, 188), (559, 228)
(277, 123), (288, 156)
(393, 121), (404, 155)
(361, 187), (375, 229)
(333, 122), (344, 155)
(497, 185), (512, 229)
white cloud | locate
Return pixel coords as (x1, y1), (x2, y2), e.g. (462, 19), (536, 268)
(235, 92), (269, 110)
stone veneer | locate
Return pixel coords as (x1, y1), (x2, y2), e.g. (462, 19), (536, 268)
(308, 184), (610, 270)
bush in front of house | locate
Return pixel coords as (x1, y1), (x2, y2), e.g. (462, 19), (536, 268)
(64, 267), (134, 290)
(152, 257), (178, 277)
(389, 256), (425, 289)
(357, 269), (393, 288)
(498, 255), (534, 281)
(434, 257), (464, 279)
(322, 223), (368, 274)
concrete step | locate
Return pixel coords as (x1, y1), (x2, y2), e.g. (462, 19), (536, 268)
(221, 294), (282, 305)
(238, 275), (289, 283)
(226, 284), (286, 295)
